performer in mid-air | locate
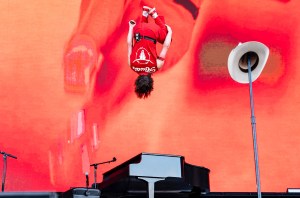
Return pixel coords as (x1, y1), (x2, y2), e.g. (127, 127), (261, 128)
(127, 6), (173, 98)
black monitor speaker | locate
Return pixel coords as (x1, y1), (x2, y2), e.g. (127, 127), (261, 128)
(62, 188), (100, 198)
(0, 192), (58, 198)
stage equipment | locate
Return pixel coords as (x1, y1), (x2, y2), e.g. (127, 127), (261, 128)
(90, 157), (116, 188)
(85, 172), (89, 189)
(97, 152), (210, 198)
(62, 188), (100, 198)
(1, 150), (17, 192)
(228, 42), (269, 84)
(287, 188), (300, 193)
(0, 192), (57, 198)
(228, 41), (270, 198)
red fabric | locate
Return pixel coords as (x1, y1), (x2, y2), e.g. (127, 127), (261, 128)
(154, 16), (167, 44)
(130, 35), (159, 74)
(140, 15), (167, 44)
(130, 15), (167, 75)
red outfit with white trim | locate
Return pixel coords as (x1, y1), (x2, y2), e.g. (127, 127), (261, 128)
(130, 15), (168, 75)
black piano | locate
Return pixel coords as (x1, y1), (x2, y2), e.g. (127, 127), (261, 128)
(96, 153), (210, 198)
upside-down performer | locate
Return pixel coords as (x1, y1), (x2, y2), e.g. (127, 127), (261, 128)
(127, 6), (173, 98)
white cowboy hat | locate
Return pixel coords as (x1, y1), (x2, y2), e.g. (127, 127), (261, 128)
(228, 41), (269, 84)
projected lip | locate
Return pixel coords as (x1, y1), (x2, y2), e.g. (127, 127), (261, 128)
(63, 34), (98, 93)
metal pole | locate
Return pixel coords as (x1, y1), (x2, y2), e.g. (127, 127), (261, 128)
(1, 155), (7, 192)
(0, 151), (17, 192)
(93, 165), (97, 186)
(247, 55), (262, 198)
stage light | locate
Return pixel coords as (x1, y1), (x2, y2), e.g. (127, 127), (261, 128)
(228, 41), (269, 83)
(228, 41), (270, 198)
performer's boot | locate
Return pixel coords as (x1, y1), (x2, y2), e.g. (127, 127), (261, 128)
(142, 6), (151, 22)
(143, 6), (151, 12)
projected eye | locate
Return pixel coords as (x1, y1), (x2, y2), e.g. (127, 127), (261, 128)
(196, 39), (234, 80)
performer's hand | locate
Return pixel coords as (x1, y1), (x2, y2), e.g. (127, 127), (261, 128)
(129, 20), (136, 28)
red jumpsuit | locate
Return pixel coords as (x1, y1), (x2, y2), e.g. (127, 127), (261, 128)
(130, 16), (168, 75)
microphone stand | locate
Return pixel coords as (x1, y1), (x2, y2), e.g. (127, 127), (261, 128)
(90, 157), (116, 189)
(247, 55), (262, 198)
(1, 151), (17, 192)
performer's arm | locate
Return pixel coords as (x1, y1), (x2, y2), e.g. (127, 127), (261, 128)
(127, 20), (136, 66)
(157, 25), (172, 69)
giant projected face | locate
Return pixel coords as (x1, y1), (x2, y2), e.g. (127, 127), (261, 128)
(1, 0), (300, 193)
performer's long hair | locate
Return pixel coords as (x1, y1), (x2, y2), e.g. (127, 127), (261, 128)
(134, 74), (154, 99)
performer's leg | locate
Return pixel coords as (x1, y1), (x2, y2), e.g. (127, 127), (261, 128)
(154, 16), (167, 33)
(141, 6), (151, 23)
(149, 8), (168, 44)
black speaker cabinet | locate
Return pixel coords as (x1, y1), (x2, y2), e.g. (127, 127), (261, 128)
(0, 192), (58, 198)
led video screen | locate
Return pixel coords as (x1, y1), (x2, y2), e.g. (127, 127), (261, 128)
(0, 0), (299, 193)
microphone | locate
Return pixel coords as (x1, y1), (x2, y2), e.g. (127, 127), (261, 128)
(90, 157), (117, 166)
(85, 172), (89, 188)
(0, 151), (17, 159)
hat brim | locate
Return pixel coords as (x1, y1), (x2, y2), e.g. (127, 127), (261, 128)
(228, 41), (269, 84)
